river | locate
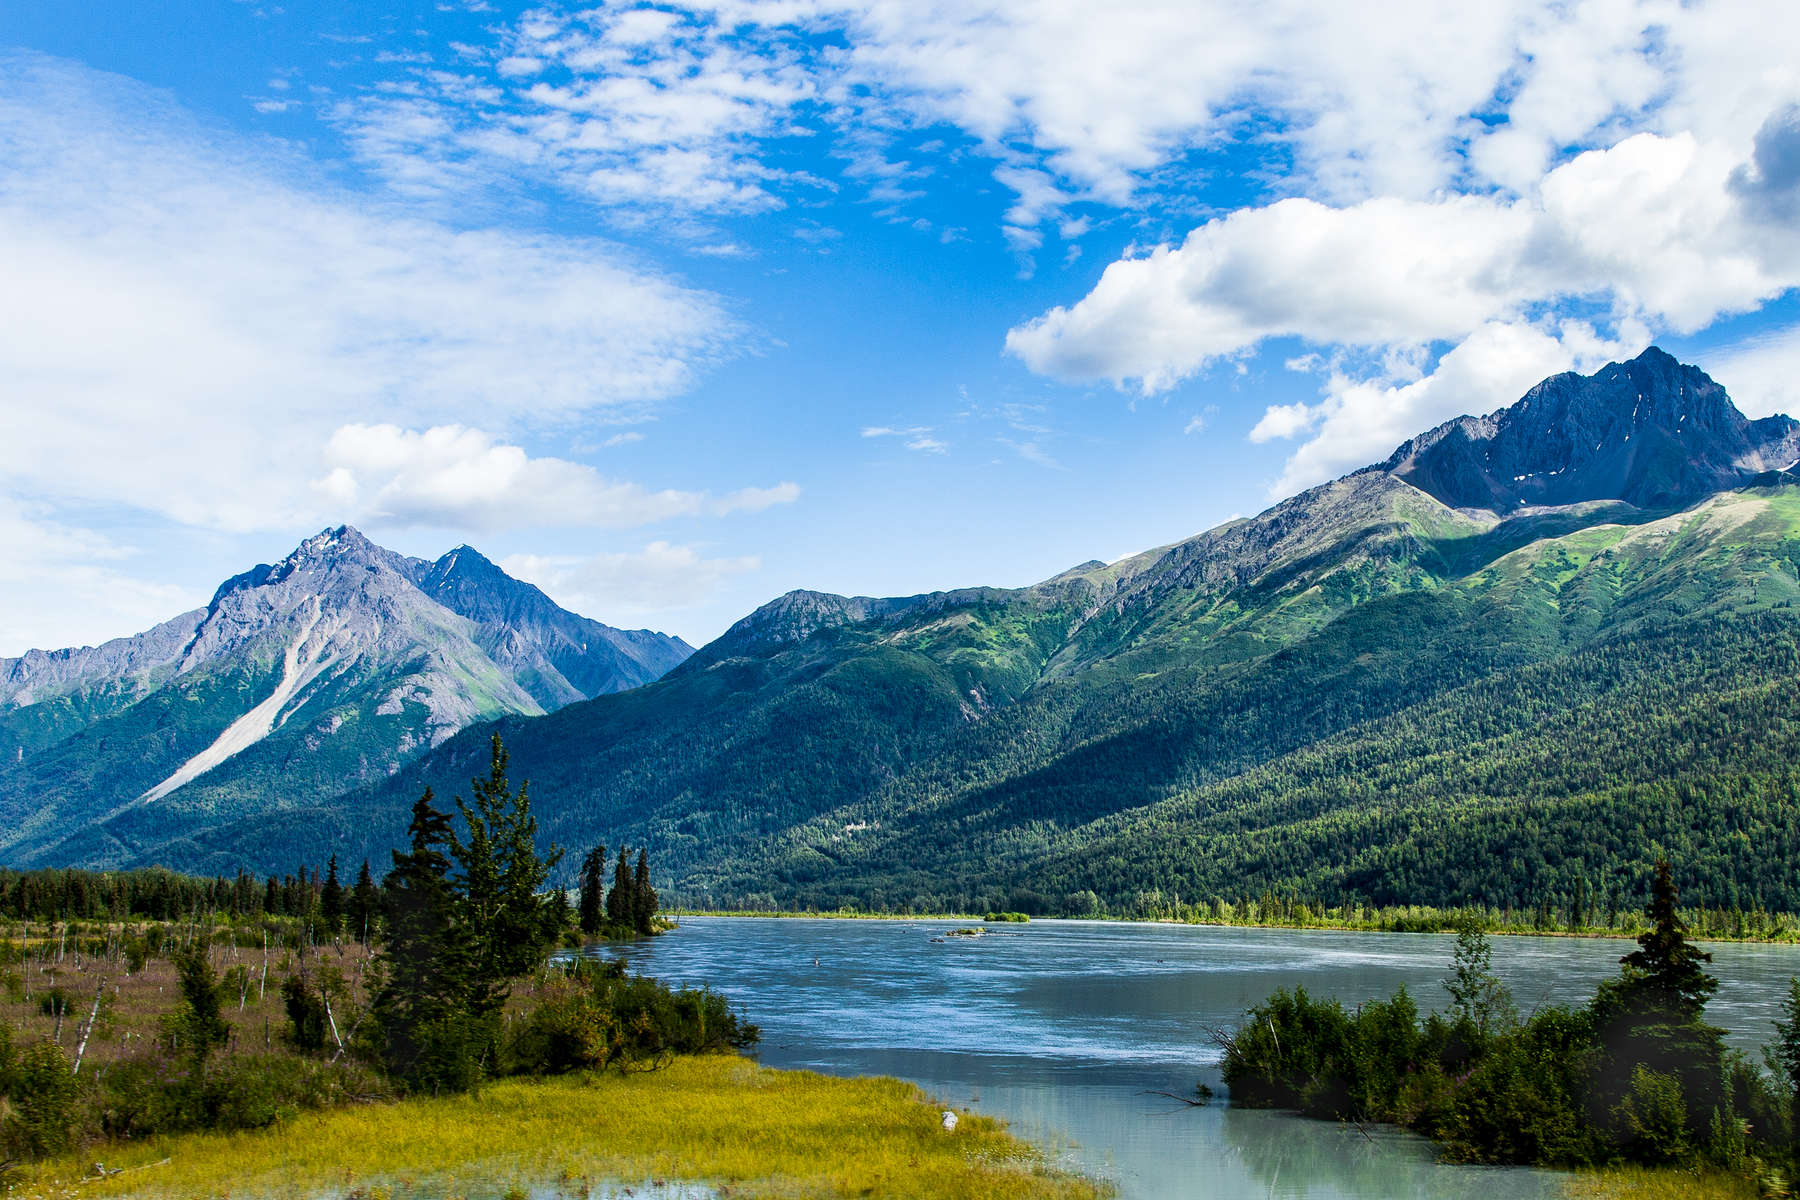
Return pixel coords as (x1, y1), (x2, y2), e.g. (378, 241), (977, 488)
(590, 916), (1800, 1200)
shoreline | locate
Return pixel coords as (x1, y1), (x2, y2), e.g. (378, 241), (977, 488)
(665, 909), (1800, 947)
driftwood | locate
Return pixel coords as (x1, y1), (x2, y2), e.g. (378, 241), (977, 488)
(1139, 1089), (1207, 1107)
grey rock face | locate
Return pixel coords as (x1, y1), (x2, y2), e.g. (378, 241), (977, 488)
(1381, 346), (1800, 513)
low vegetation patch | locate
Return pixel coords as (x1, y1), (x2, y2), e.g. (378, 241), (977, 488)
(12, 1055), (1105, 1200)
(1218, 859), (1800, 1194)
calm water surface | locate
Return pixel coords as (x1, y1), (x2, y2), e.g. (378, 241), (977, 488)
(592, 917), (1800, 1200)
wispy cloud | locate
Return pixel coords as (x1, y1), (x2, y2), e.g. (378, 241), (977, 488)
(862, 425), (948, 453)
(502, 541), (762, 620)
(0, 54), (738, 536)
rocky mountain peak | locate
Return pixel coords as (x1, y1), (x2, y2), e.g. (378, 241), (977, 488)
(1381, 346), (1800, 513)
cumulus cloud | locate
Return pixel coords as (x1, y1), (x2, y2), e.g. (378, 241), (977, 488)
(1009, 132), (1798, 393)
(0, 55), (762, 650)
(501, 541), (762, 618)
(315, 425), (797, 532)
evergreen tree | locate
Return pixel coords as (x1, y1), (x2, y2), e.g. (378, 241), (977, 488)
(372, 787), (480, 1091)
(606, 846), (633, 929)
(319, 854), (345, 936)
(1770, 976), (1800, 1098)
(449, 734), (563, 993)
(633, 848), (657, 936)
(170, 942), (231, 1064)
(578, 845), (608, 936)
(1619, 859), (1719, 1020)
(348, 859), (379, 944)
(264, 875), (281, 916)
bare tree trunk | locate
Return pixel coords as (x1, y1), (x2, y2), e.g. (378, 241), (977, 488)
(259, 929), (269, 1002)
(72, 975), (107, 1074)
(323, 990), (344, 1056)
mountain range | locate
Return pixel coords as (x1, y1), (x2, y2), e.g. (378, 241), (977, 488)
(10, 347), (1800, 916)
(0, 531), (690, 866)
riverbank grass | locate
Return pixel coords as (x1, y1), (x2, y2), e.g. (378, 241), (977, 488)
(15, 1055), (1105, 1200)
(1563, 1166), (1762, 1199)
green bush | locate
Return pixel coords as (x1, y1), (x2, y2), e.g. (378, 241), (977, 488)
(3, 1042), (79, 1160)
(1614, 1066), (1692, 1164)
(506, 959), (757, 1076)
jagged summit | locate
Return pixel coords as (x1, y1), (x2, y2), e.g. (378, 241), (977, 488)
(1381, 346), (1800, 513)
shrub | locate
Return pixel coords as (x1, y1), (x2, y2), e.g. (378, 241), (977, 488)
(3, 1042), (80, 1160)
(506, 959), (757, 1076)
(1614, 1066), (1692, 1165)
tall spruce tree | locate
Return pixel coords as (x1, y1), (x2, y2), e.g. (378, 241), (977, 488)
(633, 848), (657, 936)
(349, 859), (379, 944)
(1620, 858), (1719, 1020)
(373, 787), (479, 1090)
(578, 845), (607, 936)
(449, 734), (563, 992)
(320, 854), (345, 936)
(606, 846), (633, 929)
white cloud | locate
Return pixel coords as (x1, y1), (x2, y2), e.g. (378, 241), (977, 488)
(862, 425), (946, 452)
(501, 541), (762, 619)
(0, 55), (735, 536)
(316, 424), (798, 532)
(1710, 325), (1800, 422)
(1008, 131), (1800, 395)
(0, 501), (207, 655)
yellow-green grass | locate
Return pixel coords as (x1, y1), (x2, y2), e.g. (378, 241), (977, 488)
(1562, 1166), (1763, 1200)
(17, 1055), (1107, 1200)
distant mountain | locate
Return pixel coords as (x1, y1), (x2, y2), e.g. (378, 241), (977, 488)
(0, 527), (689, 867)
(25, 350), (1800, 920)
(1381, 346), (1800, 511)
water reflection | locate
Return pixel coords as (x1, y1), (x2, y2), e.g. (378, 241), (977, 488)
(585, 918), (1800, 1200)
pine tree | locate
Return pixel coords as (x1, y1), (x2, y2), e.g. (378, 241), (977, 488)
(578, 845), (608, 936)
(264, 875), (281, 916)
(170, 942), (231, 1064)
(373, 787), (480, 1090)
(320, 854), (345, 936)
(1620, 858), (1719, 1020)
(606, 846), (633, 929)
(633, 848), (657, 936)
(349, 859), (379, 944)
(449, 734), (563, 992)
(1772, 976), (1800, 1098)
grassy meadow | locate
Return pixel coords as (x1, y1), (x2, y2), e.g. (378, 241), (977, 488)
(12, 1054), (1106, 1200)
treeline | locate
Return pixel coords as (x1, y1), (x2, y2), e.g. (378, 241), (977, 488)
(0, 860), (379, 927)
(1220, 859), (1800, 1187)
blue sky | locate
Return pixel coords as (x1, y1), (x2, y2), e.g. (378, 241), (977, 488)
(3, 0), (1799, 652)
